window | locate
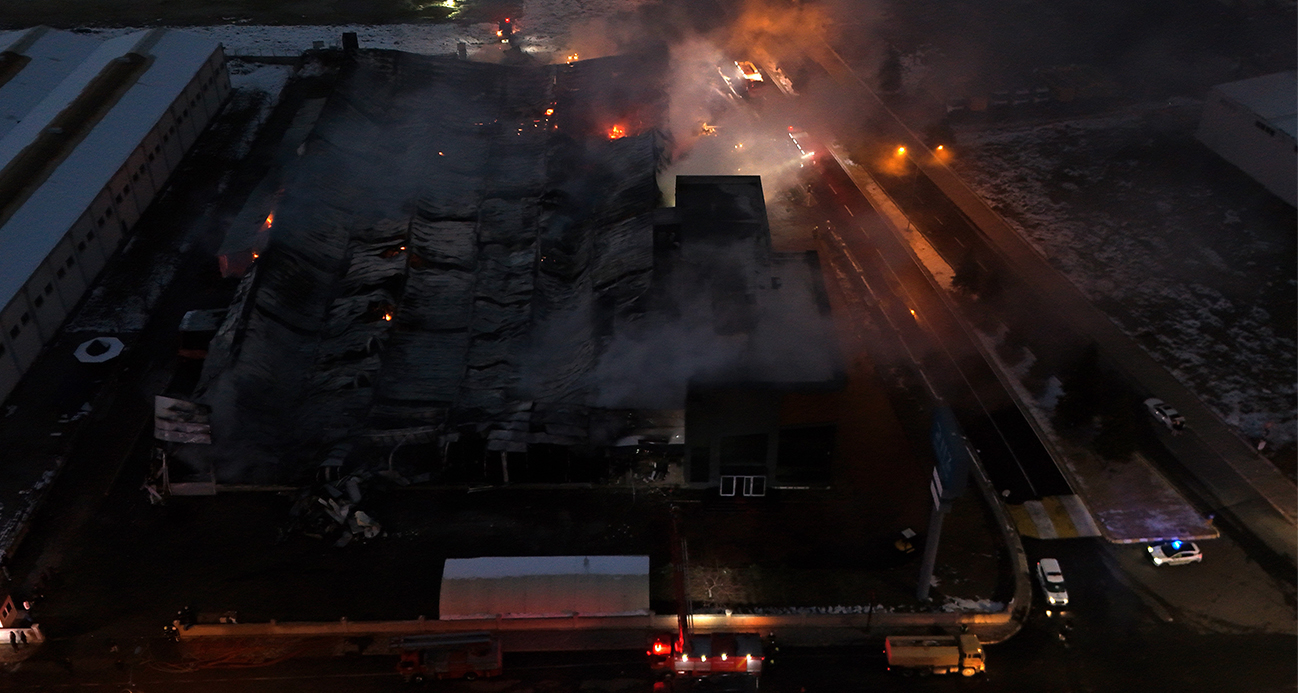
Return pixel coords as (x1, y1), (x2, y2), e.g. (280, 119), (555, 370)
(65, 257), (74, 268)
(114, 193), (122, 203)
(132, 172), (139, 182)
(77, 241), (86, 252)
(106, 208), (113, 218)
(0, 344), (5, 358)
(33, 295), (43, 308)
(43, 283), (52, 295)
(123, 184), (131, 194)
(153, 144), (161, 153)
(56, 267), (66, 279)
(7, 326), (16, 339)
(86, 230), (95, 241)
(20, 312), (29, 325)
(137, 163), (145, 173)
(163, 134), (170, 143)
(96, 218), (105, 228)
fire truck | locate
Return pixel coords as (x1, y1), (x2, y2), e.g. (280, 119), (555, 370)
(392, 632), (503, 683)
(648, 508), (765, 687)
(649, 631), (765, 677)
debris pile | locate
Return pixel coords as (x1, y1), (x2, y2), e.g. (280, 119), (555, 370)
(284, 469), (385, 547)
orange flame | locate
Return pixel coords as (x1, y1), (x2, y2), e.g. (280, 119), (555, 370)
(262, 211), (274, 229)
(608, 124), (626, 140)
(383, 312), (393, 322)
(545, 108), (555, 116)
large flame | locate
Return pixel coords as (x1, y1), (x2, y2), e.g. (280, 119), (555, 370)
(608, 124), (626, 140)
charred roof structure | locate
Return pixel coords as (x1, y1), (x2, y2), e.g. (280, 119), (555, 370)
(187, 48), (839, 486)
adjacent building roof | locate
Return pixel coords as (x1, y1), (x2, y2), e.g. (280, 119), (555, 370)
(1212, 71), (1297, 140)
(0, 27), (222, 314)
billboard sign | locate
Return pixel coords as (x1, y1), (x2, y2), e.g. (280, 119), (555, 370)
(930, 406), (971, 502)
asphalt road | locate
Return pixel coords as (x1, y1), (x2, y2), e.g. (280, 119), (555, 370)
(801, 139), (1071, 505)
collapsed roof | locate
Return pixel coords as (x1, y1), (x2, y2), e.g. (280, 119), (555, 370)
(191, 48), (838, 484)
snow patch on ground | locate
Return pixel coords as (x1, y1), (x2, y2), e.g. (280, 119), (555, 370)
(77, 0), (657, 61)
(941, 596), (1005, 613)
(951, 105), (1297, 451)
(80, 24), (494, 57)
(66, 243), (184, 333)
(222, 62), (293, 161)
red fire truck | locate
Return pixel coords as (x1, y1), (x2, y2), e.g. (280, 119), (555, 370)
(392, 632), (503, 683)
(649, 631), (765, 677)
(648, 507), (765, 687)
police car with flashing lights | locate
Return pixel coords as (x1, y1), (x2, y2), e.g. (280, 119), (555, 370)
(1147, 540), (1202, 566)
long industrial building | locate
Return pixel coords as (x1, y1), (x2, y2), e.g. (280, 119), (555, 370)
(0, 27), (231, 402)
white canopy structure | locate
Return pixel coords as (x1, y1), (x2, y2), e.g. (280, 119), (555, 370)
(439, 555), (650, 619)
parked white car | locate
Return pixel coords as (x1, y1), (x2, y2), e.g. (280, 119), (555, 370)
(1036, 558), (1069, 606)
(1144, 398), (1186, 432)
(1148, 540), (1203, 566)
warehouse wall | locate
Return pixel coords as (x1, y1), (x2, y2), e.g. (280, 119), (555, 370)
(0, 44), (230, 405)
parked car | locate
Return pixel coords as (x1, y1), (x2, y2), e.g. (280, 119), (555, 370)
(1144, 398), (1186, 432)
(1036, 558), (1069, 606)
(1147, 540), (1202, 566)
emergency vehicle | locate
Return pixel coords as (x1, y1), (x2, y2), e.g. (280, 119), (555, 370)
(392, 632), (502, 683)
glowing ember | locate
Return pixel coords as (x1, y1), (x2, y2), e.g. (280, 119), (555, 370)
(383, 312), (393, 322)
(566, 53), (579, 64)
(608, 124), (626, 140)
(896, 146), (906, 156)
(936, 145), (944, 151)
(262, 211), (274, 229)
(545, 108), (555, 116)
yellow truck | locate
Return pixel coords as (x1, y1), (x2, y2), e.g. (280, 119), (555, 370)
(885, 634), (985, 677)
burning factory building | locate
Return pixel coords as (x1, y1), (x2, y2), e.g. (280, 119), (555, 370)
(176, 45), (841, 490)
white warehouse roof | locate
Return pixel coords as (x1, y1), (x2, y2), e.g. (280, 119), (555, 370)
(1212, 71), (1297, 140)
(0, 27), (222, 316)
(443, 555), (650, 578)
(0, 27), (102, 142)
(440, 555), (650, 619)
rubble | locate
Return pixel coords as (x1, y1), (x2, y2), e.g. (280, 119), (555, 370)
(284, 468), (385, 546)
